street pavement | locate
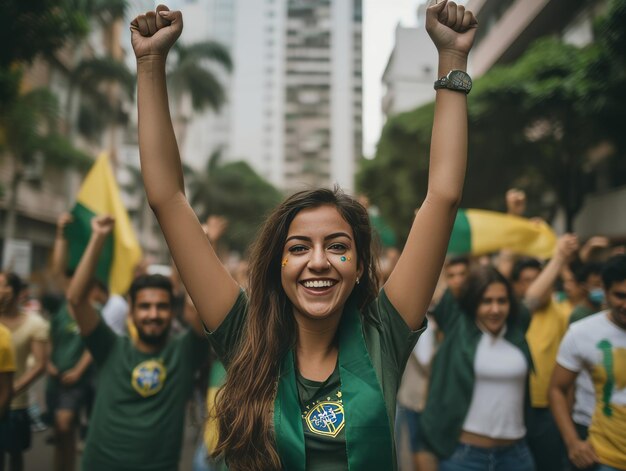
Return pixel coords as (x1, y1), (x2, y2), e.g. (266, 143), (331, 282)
(23, 417), (197, 471)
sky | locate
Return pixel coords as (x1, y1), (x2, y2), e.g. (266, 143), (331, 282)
(363, 0), (425, 157)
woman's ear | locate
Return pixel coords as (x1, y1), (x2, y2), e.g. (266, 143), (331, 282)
(357, 263), (364, 282)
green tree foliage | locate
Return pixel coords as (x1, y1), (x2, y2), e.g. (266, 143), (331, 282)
(357, 103), (434, 243)
(0, 0), (88, 67)
(59, 0), (133, 143)
(0, 0), (132, 132)
(168, 41), (233, 112)
(0, 0), (87, 108)
(359, 0), (626, 239)
(165, 41), (232, 156)
(471, 37), (604, 230)
(187, 150), (282, 253)
(70, 56), (136, 141)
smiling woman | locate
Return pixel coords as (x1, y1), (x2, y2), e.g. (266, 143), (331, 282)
(132, 0), (477, 469)
(421, 266), (535, 471)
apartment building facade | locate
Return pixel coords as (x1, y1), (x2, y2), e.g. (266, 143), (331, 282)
(381, 4), (439, 119)
(228, 0), (363, 193)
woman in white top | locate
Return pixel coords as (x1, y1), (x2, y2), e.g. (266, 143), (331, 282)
(421, 266), (535, 471)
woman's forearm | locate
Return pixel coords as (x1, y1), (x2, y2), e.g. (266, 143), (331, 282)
(136, 56), (185, 208)
(428, 51), (468, 204)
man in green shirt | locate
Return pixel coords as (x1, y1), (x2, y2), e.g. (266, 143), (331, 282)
(67, 215), (207, 471)
(47, 296), (97, 471)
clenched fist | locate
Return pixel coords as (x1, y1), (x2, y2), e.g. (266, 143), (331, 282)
(130, 4), (183, 60)
(426, 0), (478, 56)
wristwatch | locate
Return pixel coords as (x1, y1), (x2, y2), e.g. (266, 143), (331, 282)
(434, 70), (472, 94)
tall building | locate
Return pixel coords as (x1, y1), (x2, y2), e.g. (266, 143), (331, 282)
(230, 0), (363, 193)
(381, 5), (438, 119)
(467, 0), (607, 77)
(162, 0), (363, 191)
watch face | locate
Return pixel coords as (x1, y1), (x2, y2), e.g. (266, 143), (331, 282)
(449, 70), (472, 91)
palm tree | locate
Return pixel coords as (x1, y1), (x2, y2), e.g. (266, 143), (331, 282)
(166, 41), (233, 150)
(0, 87), (91, 243)
(67, 55), (135, 147)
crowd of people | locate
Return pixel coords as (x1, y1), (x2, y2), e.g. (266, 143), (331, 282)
(1, 212), (625, 471)
(395, 220), (626, 471)
(0, 1), (625, 471)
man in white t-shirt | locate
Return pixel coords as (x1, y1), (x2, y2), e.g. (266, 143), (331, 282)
(550, 254), (626, 471)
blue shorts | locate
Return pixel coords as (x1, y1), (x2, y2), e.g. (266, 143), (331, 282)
(396, 406), (426, 453)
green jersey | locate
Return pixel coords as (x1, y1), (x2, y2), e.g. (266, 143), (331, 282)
(569, 304), (597, 325)
(81, 320), (207, 471)
(296, 366), (346, 470)
(48, 302), (91, 389)
(209, 289), (423, 470)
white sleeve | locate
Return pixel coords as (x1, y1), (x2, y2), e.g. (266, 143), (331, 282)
(102, 295), (129, 336)
(31, 313), (50, 342)
(556, 327), (584, 373)
(413, 323), (436, 369)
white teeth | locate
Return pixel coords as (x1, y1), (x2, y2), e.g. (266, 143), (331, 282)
(303, 280), (334, 288)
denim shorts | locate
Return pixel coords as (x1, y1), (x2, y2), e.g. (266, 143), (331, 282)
(440, 441), (536, 471)
(396, 406), (426, 453)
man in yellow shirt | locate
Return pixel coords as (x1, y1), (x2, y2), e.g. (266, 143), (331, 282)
(513, 235), (579, 471)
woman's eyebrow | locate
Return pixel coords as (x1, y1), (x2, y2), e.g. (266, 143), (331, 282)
(285, 232), (353, 243)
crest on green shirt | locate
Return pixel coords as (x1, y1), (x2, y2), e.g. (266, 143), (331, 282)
(65, 319), (80, 335)
(131, 359), (167, 397)
(304, 401), (345, 438)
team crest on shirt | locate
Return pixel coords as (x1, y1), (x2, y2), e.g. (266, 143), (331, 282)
(66, 319), (80, 335)
(304, 401), (345, 437)
(131, 360), (167, 397)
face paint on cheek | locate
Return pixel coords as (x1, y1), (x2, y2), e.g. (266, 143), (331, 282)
(340, 256), (352, 262)
(281, 258), (288, 268)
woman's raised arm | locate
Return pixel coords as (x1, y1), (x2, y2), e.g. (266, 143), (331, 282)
(132, 5), (239, 330)
(384, 0), (477, 330)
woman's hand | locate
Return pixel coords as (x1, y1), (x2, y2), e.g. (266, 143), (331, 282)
(426, 0), (477, 57)
(130, 4), (183, 60)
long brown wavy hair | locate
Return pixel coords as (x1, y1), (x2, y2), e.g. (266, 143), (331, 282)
(212, 187), (379, 470)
